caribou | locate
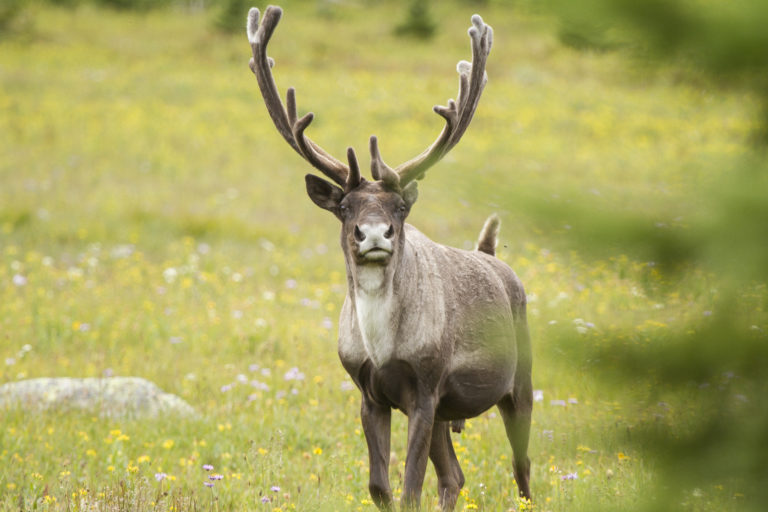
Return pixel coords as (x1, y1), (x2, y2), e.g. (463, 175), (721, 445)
(246, 6), (532, 510)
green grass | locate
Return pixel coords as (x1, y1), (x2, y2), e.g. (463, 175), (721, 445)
(0, 1), (763, 510)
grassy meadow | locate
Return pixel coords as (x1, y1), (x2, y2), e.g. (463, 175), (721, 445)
(1, 1), (764, 510)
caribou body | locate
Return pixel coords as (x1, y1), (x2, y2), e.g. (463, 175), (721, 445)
(246, 6), (532, 510)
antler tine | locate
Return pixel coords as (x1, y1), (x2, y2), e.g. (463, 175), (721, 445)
(449, 14), (492, 147)
(395, 14), (493, 186)
(345, 147), (361, 193)
(369, 136), (401, 190)
(247, 6), (348, 186)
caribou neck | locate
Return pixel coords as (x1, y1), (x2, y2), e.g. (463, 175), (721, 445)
(346, 232), (418, 368)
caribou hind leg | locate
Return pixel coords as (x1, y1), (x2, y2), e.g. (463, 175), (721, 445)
(428, 421), (465, 511)
(497, 308), (533, 501)
(498, 391), (532, 501)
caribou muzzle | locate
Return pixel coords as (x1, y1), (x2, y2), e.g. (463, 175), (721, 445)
(355, 222), (395, 262)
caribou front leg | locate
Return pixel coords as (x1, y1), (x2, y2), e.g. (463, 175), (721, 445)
(361, 396), (394, 510)
(429, 421), (464, 511)
(402, 395), (437, 510)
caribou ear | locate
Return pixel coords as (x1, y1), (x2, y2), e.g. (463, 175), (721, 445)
(402, 181), (418, 209)
(305, 174), (344, 214)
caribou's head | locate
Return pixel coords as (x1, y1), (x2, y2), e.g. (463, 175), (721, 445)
(246, 5), (492, 269)
(307, 173), (418, 268)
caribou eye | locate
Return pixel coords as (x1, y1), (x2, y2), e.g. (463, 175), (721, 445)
(398, 204), (406, 213)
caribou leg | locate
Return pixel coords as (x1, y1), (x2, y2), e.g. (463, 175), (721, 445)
(498, 391), (532, 501)
(402, 397), (436, 510)
(428, 421), (465, 511)
(497, 306), (534, 501)
(361, 397), (394, 510)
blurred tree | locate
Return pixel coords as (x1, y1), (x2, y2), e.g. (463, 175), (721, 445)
(0, 0), (26, 35)
(550, 0), (768, 143)
(395, 0), (436, 39)
(542, 1), (768, 510)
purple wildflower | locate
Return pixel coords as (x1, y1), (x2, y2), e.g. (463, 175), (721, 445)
(204, 482), (214, 488)
(250, 380), (269, 391)
(561, 472), (578, 481)
(154, 472), (167, 482)
(209, 474), (224, 481)
(284, 367), (305, 381)
(203, 464), (214, 471)
(270, 485), (280, 492)
(220, 384), (233, 392)
(261, 496), (271, 504)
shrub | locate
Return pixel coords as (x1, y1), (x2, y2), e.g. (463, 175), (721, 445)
(94, 0), (174, 11)
(394, 0), (436, 39)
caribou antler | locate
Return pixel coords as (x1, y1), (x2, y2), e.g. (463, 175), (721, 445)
(247, 6), (355, 187)
(247, 7), (491, 191)
(393, 14), (493, 187)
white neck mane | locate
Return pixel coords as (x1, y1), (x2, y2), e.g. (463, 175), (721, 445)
(354, 265), (395, 367)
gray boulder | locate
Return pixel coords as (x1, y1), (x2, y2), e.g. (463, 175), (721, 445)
(0, 377), (196, 418)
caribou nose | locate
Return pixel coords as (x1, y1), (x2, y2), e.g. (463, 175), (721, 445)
(354, 225), (366, 242)
(357, 223), (392, 243)
(356, 222), (394, 259)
